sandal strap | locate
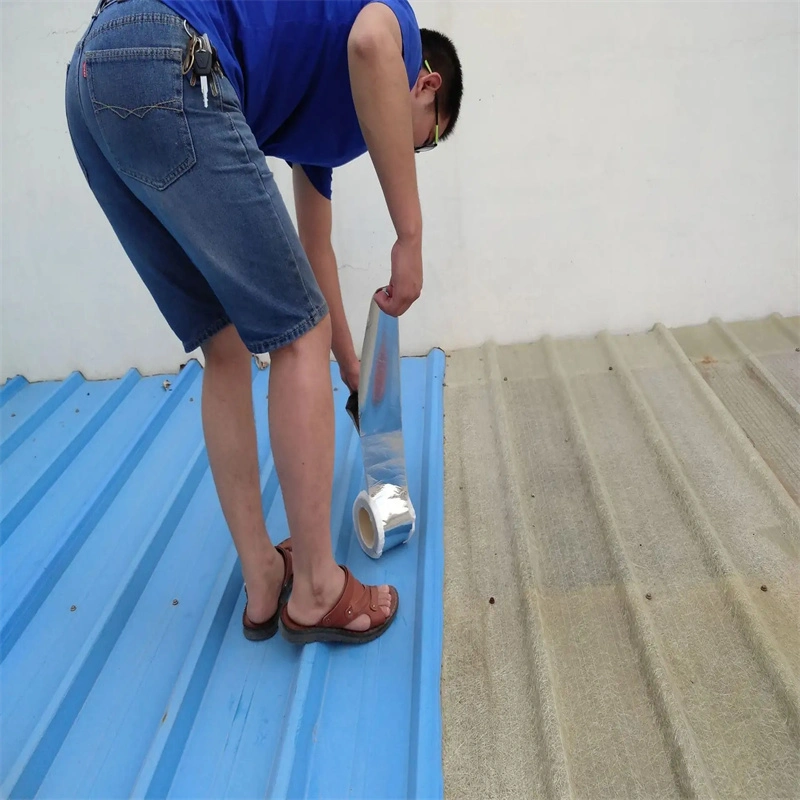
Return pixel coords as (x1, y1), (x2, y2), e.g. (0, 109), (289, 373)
(242, 544), (293, 629)
(276, 543), (293, 586)
(321, 567), (386, 628)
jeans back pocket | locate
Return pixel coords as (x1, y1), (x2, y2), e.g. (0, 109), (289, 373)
(86, 47), (195, 190)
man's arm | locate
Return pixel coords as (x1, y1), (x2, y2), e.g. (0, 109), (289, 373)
(292, 164), (359, 390)
(348, 2), (422, 316)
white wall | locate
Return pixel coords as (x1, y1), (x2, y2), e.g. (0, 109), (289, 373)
(2, 0), (798, 381)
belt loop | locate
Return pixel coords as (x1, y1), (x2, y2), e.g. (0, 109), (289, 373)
(92, 0), (122, 19)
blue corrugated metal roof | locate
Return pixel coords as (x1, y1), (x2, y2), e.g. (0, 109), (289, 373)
(0, 352), (445, 800)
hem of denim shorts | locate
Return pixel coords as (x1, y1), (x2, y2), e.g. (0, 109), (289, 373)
(243, 302), (330, 355)
(183, 317), (232, 353)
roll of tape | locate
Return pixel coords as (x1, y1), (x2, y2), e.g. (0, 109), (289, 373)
(352, 484), (416, 559)
(351, 297), (416, 559)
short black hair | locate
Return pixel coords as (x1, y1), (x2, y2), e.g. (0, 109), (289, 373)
(420, 28), (463, 140)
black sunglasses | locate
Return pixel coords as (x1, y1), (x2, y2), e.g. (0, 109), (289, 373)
(414, 60), (439, 154)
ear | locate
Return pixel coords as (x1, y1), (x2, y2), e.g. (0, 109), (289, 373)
(426, 70), (443, 92)
(414, 69), (443, 96)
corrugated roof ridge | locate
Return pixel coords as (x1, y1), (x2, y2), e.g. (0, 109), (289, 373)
(1, 369), (140, 541)
(131, 453), (283, 799)
(653, 323), (800, 535)
(0, 372), (84, 464)
(0, 375), (29, 407)
(768, 312), (800, 346)
(408, 348), (446, 799)
(544, 335), (719, 800)
(484, 341), (574, 800)
(0, 362), (201, 663)
(1, 437), (210, 800)
(711, 317), (800, 421)
(265, 425), (362, 799)
(600, 331), (800, 740)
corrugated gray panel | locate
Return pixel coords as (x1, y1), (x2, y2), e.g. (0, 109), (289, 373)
(442, 314), (799, 799)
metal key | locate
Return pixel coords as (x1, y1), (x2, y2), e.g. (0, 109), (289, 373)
(203, 34), (219, 97)
(193, 36), (214, 108)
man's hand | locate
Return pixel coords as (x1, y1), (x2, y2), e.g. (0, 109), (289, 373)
(375, 237), (423, 317)
(340, 358), (360, 393)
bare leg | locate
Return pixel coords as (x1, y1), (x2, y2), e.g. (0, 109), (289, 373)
(268, 315), (391, 631)
(201, 321), (390, 631)
(201, 326), (284, 623)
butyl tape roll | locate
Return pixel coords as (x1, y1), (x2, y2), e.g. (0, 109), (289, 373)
(353, 484), (416, 560)
(351, 297), (416, 559)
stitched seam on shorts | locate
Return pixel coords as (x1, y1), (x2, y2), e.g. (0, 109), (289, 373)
(91, 100), (181, 118)
(84, 47), (184, 62)
(221, 106), (316, 309)
(86, 13), (185, 44)
(243, 302), (329, 354)
(184, 317), (231, 353)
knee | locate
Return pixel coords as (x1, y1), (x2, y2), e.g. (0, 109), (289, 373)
(201, 324), (250, 370)
(272, 314), (332, 362)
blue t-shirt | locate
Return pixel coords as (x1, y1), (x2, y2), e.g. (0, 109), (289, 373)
(161, 0), (422, 198)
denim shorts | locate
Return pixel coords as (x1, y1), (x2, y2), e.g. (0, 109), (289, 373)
(65, 0), (328, 354)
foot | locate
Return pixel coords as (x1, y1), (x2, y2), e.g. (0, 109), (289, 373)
(286, 564), (394, 632)
(243, 546), (289, 625)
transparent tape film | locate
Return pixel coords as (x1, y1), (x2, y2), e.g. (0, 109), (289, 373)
(348, 298), (416, 559)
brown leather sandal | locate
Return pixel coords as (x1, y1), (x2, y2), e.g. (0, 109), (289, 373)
(279, 566), (399, 645)
(242, 541), (294, 641)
